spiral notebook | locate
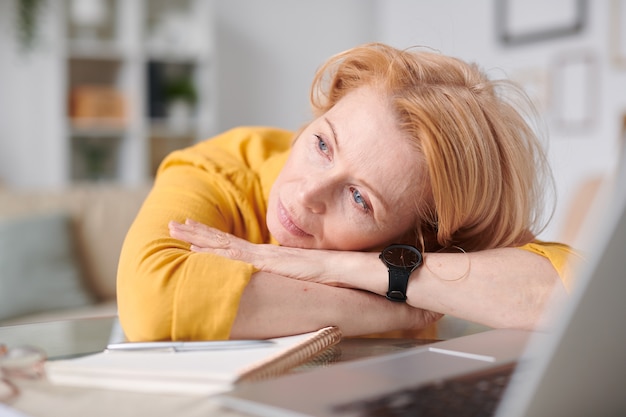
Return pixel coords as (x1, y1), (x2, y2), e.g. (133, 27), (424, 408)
(45, 326), (342, 395)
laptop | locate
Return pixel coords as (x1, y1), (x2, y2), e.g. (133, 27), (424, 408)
(217, 151), (626, 416)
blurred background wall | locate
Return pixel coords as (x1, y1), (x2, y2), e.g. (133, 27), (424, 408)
(0, 0), (624, 241)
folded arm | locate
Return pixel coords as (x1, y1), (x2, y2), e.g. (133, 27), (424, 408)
(230, 271), (441, 339)
(171, 220), (569, 331)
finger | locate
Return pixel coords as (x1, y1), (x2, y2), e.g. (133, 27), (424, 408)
(169, 221), (228, 248)
(168, 221), (189, 240)
(185, 219), (234, 248)
(211, 230), (231, 247)
(169, 221), (201, 242)
(190, 244), (254, 265)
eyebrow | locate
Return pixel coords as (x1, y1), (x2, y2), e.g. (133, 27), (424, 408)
(323, 117), (390, 215)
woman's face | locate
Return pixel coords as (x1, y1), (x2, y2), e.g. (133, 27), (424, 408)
(266, 86), (427, 250)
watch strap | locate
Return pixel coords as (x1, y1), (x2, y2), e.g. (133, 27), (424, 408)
(386, 267), (410, 302)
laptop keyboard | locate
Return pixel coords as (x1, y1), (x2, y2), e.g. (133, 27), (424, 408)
(331, 363), (516, 417)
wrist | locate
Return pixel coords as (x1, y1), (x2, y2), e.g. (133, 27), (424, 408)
(336, 252), (387, 295)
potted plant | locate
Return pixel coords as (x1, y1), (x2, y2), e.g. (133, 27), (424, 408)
(164, 76), (197, 134)
(16, 0), (44, 51)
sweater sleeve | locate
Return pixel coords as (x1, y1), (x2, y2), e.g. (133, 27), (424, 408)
(518, 241), (582, 291)
(116, 127), (290, 342)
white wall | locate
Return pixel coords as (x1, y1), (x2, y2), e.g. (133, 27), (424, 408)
(214, 0), (377, 131)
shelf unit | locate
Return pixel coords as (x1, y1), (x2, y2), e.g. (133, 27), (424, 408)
(59, 0), (215, 184)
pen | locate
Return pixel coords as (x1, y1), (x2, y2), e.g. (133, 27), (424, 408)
(106, 339), (275, 352)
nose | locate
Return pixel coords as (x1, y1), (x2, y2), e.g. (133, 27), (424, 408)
(297, 175), (329, 214)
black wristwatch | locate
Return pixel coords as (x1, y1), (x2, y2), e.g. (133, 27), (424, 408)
(379, 244), (423, 302)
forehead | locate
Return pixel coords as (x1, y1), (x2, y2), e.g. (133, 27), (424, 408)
(326, 87), (424, 215)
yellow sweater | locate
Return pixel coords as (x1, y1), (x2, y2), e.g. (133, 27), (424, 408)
(117, 127), (576, 341)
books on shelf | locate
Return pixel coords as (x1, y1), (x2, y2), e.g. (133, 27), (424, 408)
(69, 85), (127, 128)
(44, 326), (342, 396)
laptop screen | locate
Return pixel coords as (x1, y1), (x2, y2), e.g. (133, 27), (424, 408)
(497, 145), (626, 417)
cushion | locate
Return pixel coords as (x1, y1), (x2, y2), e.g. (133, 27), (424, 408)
(0, 185), (151, 301)
(0, 211), (94, 321)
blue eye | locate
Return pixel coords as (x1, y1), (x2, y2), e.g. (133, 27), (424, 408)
(315, 135), (329, 153)
(351, 188), (369, 211)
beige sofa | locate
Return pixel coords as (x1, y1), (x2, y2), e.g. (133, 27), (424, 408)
(0, 184), (151, 325)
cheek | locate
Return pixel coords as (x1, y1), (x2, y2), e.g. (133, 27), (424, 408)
(342, 214), (416, 250)
(274, 153), (302, 186)
(266, 172), (284, 223)
(318, 219), (395, 251)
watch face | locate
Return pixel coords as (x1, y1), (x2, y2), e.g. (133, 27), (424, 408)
(381, 245), (422, 269)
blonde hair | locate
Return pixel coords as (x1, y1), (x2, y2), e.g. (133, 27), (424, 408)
(310, 43), (554, 251)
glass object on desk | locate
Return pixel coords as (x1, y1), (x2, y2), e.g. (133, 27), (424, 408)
(0, 344), (46, 403)
(0, 317), (116, 361)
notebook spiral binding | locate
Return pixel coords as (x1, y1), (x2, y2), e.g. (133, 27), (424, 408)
(235, 326), (343, 384)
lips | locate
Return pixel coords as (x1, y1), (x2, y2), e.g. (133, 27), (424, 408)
(277, 201), (311, 237)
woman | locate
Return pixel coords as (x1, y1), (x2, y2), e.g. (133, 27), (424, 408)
(117, 43), (576, 342)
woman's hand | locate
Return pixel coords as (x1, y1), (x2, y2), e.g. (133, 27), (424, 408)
(168, 219), (370, 288)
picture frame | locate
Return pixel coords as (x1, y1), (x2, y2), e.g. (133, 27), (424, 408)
(496, 0), (587, 46)
(611, 0), (626, 68)
(551, 51), (598, 133)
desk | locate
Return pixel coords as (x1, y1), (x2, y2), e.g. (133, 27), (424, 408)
(1, 317), (436, 417)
